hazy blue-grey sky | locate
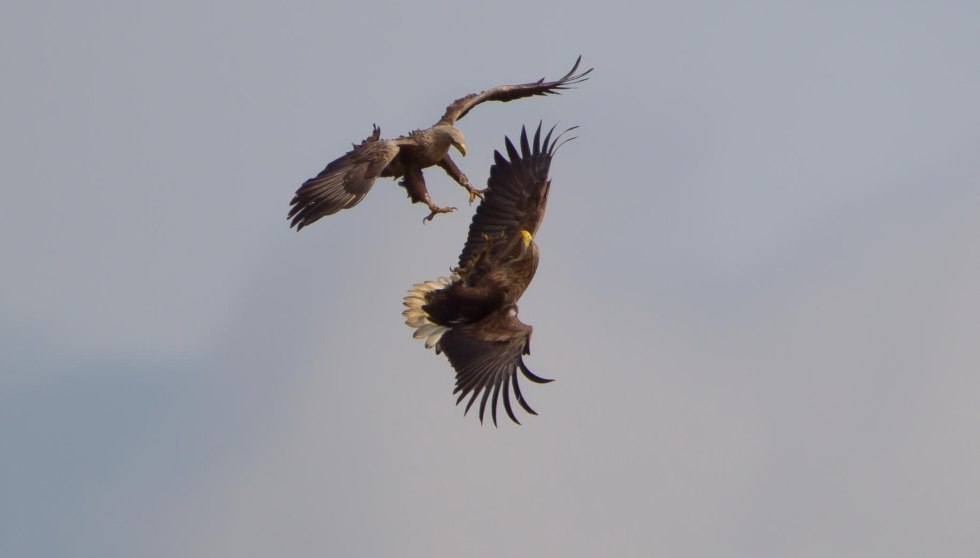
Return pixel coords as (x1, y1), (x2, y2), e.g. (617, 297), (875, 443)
(3, 1), (980, 556)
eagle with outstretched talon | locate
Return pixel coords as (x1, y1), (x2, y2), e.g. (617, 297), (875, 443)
(288, 57), (591, 228)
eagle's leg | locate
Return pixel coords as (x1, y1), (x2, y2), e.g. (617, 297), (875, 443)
(438, 155), (486, 204)
(399, 166), (456, 222)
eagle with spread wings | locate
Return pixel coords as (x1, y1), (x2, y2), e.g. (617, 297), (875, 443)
(288, 57), (590, 229)
(403, 123), (575, 425)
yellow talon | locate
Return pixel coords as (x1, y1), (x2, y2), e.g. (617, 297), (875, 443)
(467, 187), (486, 205)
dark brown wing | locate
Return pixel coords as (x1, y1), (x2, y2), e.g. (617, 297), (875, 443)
(436, 56), (592, 126)
(438, 314), (552, 426)
(457, 123), (573, 270)
(288, 125), (400, 230)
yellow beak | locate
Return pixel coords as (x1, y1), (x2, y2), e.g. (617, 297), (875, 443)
(455, 142), (467, 157)
(520, 230), (533, 249)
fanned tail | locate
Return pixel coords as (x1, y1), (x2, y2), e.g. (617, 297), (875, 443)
(402, 274), (459, 352)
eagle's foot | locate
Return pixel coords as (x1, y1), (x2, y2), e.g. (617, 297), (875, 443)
(423, 205), (456, 223)
(467, 186), (487, 205)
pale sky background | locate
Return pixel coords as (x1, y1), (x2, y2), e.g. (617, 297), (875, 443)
(3, 1), (980, 557)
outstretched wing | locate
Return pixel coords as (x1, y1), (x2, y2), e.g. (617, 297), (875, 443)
(288, 125), (400, 230)
(457, 123), (573, 270)
(438, 315), (552, 426)
(436, 56), (592, 126)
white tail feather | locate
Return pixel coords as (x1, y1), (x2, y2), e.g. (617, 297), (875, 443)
(402, 273), (459, 352)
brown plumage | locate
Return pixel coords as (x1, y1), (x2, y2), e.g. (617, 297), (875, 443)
(288, 57), (591, 229)
(403, 123), (575, 425)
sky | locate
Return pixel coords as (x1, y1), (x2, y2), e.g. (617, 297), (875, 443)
(3, 1), (980, 556)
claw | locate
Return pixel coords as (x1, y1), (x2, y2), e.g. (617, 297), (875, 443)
(468, 187), (487, 205)
(423, 205), (456, 223)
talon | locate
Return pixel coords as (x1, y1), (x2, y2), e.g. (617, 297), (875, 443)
(468, 187), (487, 205)
(423, 205), (456, 223)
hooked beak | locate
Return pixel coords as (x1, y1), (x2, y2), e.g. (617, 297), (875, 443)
(454, 141), (467, 157)
(520, 230), (533, 252)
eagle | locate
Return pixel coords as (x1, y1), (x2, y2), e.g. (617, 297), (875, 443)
(403, 123), (575, 425)
(288, 57), (590, 229)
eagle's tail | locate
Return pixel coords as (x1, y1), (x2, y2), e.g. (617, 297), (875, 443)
(402, 274), (459, 353)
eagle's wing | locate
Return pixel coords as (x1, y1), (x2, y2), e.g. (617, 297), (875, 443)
(288, 125), (401, 230)
(437, 316), (552, 426)
(436, 56), (592, 126)
(457, 123), (572, 271)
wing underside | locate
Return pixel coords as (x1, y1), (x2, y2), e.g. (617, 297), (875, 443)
(437, 56), (592, 125)
(288, 127), (400, 229)
(438, 320), (552, 426)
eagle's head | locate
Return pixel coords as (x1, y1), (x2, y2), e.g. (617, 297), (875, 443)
(432, 125), (467, 157)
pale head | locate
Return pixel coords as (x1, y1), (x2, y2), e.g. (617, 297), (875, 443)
(431, 125), (467, 157)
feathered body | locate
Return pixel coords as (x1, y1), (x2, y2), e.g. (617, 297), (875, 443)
(403, 123), (574, 425)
